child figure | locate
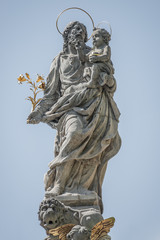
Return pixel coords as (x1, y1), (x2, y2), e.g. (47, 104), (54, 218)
(85, 28), (114, 88)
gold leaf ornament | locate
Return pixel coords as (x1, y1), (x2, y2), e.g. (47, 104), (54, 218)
(49, 224), (75, 240)
(26, 96), (34, 104)
(36, 98), (42, 105)
(90, 217), (115, 240)
(48, 217), (115, 240)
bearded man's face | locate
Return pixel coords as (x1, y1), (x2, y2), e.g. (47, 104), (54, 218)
(68, 23), (86, 46)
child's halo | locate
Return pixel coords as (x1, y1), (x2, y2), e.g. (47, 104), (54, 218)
(96, 21), (112, 36)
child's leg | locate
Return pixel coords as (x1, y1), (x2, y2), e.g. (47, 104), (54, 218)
(87, 64), (99, 87)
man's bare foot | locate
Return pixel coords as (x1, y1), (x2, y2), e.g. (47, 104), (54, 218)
(45, 184), (62, 198)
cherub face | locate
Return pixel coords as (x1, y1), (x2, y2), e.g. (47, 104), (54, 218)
(92, 30), (104, 47)
(67, 226), (90, 240)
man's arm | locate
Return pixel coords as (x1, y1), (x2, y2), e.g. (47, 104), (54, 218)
(27, 55), (61, 124)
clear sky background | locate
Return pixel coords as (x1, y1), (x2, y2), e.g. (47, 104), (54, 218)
(1, 0), (160, 239)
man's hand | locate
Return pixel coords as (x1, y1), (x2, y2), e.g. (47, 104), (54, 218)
(75, 41), (81, 51)
(75, 41), (85, 63)
(27, 110), (42, 124)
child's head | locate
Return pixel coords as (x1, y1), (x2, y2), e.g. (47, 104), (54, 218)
(66, 225), (90, 240)
(92, 28), (111, 47)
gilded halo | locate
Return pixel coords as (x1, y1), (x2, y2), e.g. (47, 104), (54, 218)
(56, 7), (95, 40)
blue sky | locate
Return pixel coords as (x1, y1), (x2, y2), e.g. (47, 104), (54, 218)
(1, 0), (160, 239)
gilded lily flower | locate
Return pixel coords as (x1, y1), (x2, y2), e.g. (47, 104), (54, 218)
(17, 74), (27, 84)
(18, 73), (45, 112)
(36, 74), (44, 83)
(25, 73), (30, 79)
(38, 82), (45, 90)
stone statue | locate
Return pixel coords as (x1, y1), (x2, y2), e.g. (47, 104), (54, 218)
(26, 7), (121, 240)
(38, 198), (114, 240)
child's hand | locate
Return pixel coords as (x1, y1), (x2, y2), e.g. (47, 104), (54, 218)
(89, 55), (98, 63)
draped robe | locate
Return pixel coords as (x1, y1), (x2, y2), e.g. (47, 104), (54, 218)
(37, 51), (121, 208)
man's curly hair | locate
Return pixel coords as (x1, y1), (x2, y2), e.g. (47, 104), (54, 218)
(62, 21), (88, 53)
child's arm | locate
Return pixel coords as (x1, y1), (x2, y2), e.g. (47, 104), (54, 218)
(103, 45), (111, 60)
(98, 46), (111, 62)
(89, 46), (111, 63)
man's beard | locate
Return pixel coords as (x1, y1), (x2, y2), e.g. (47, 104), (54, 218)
(68, 34), (83, 47)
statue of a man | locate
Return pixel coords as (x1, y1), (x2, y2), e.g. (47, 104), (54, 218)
(27, 21), (121, 211)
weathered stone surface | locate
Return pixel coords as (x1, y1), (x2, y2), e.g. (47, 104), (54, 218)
(38, 198), (103, 231)
(45, 191), (101, 209)
(39, 197), (114, 239)
(27, 19), (121, 240)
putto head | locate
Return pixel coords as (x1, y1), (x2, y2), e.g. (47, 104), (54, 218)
(92, 28), (111, 46)
(66, 225), (90, 240)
